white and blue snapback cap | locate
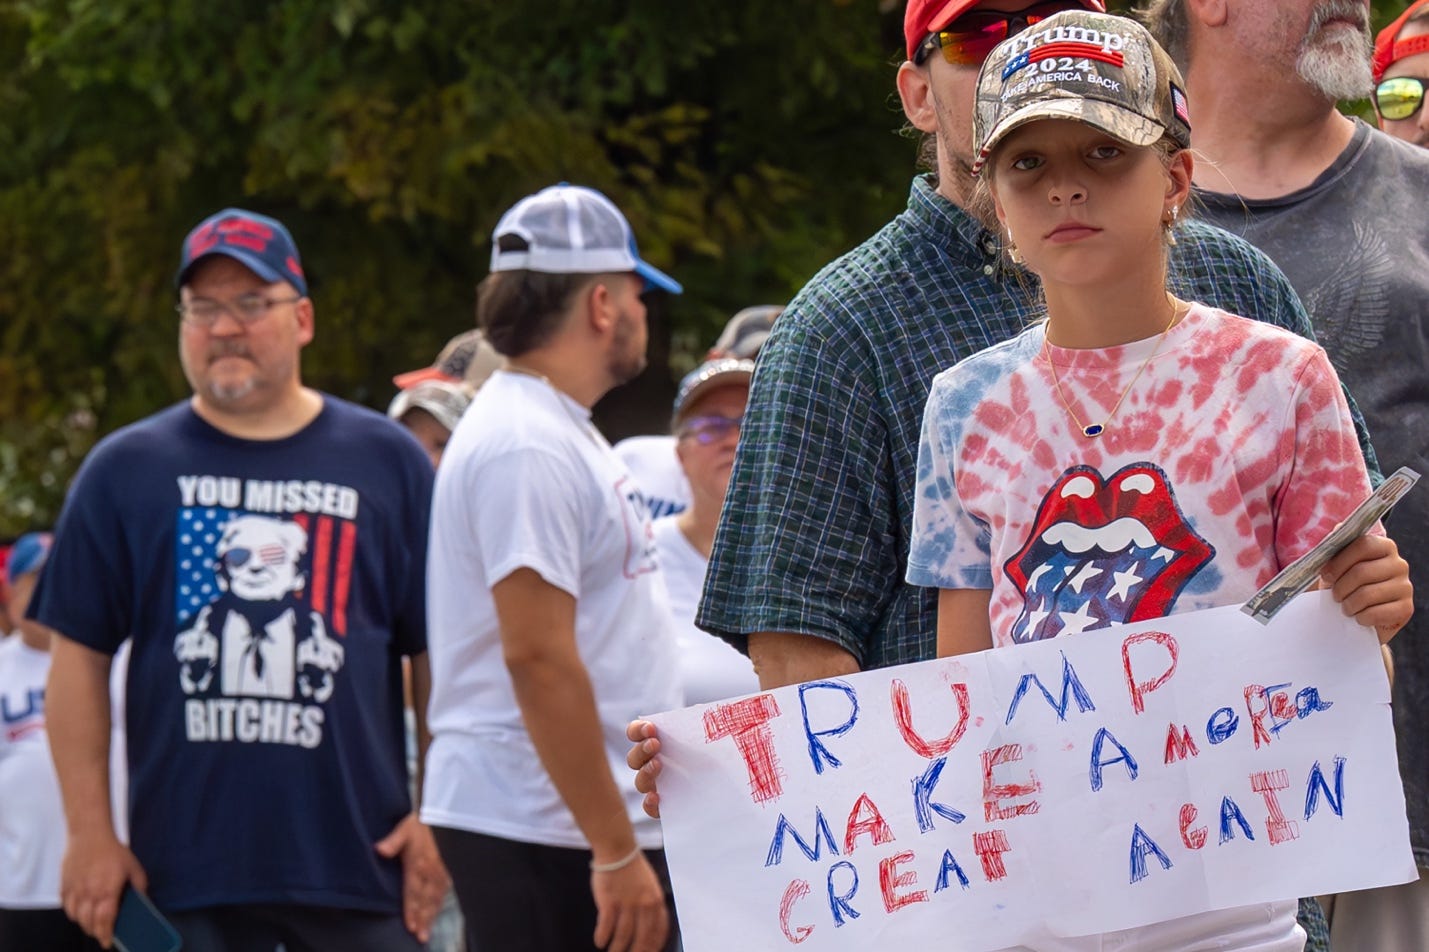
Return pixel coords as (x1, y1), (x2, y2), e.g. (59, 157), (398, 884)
(489, 184), (682, 294)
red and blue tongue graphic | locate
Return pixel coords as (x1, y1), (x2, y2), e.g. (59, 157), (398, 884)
(1004, 463), (1214, 643)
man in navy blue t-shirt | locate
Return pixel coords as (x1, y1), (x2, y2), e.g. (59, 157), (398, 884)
(30, 209), (448, 951)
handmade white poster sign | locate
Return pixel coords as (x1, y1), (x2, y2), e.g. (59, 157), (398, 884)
(648, 593), (1414, 951)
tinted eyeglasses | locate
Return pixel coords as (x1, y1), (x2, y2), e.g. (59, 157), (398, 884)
(914, 0), (1084, 67)
(677, 415), (742, 445)
(178, 294), (303, 327)
(1376, 76), (1426, 121)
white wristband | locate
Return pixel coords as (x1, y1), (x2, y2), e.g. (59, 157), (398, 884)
(590, 846), (643, 873)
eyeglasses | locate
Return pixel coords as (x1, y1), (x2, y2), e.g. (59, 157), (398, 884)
(177, 294), (303, 327)
(1376, 76), (1426, 121)
(914, 1), (1083, 66)
(677, 415), (742, 445)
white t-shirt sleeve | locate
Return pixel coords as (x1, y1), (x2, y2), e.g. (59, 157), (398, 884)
(471, 447), (588, 596)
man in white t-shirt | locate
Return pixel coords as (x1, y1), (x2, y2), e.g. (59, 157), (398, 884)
(422, 184), (683, 952)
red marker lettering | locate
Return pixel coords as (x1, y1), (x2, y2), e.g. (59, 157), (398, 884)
(892, 679), (971, 758)
(1163, 723), (1200, 763)
(1243, 685), (1273, 749)
(1122, 631), (1178, 714)
(1179, 803), (1206, 850)
(843, 793), (895, 853)
(982, 744), (1041, 822)
(973, 829), (1012, 881)
(879, 850), (930, 913)
(703, 694), (784, 803)
(778, 879), (814, 944)
(1250, 769), (1299, 844)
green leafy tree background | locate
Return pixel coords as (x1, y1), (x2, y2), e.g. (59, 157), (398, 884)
(0, 0), (1415, 535)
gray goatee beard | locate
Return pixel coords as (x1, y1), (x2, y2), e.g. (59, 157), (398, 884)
(1296, 0), (1373, 101)
(208, 379), (258, 402)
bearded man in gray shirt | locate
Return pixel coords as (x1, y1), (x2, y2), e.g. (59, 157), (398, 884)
(1141, 2), (1429, 947)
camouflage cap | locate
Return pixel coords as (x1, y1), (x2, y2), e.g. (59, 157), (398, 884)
(972, 10), (1191, 176)
(387, 379), (473, 433)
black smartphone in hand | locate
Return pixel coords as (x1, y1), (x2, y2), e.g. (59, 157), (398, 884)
(113, 885), (181, 952)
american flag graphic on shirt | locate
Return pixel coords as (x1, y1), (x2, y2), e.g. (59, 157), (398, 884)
(175, 507), (355, 635)
(907, 306), (1375, 649)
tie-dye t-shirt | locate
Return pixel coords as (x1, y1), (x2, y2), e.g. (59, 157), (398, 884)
(906, 304), (1372, 648)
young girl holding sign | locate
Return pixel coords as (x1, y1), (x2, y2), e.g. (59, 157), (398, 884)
(904, 9), (1411, 950)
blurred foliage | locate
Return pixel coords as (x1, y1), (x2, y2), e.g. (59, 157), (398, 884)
(0, 0), (1417, 535)
(0, 0), (912, 534)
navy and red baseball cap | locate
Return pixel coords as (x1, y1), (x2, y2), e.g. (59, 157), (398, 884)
(176, 208), (308, 296)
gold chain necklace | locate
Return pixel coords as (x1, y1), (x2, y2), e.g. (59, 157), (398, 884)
(1045, 301), (1184, 439)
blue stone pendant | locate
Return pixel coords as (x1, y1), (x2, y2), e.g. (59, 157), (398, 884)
(1082, 424), (1105, 437)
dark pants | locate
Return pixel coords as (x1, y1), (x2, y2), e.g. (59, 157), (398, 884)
(0, 907), (101, 952)
(433, 826), (680, 952)
(166, 903), (423, 952)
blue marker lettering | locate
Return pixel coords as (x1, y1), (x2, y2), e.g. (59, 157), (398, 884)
(765, 810), (841, 867)
(912, 757), (967, 833)
(1304, 756), (1347, 820)
(1089, 727), (1139, 792)
(1218, 796), (1255, 844)
(1004, 652), (1096, 726)
(1295, 686), (1333, 718)
(935, 849), (971, 892)
(1206, 706), (1239, 745)
(1128, 824), (1173, 883)
(826, 861), (861, 927)
(800, 681), (860, 775)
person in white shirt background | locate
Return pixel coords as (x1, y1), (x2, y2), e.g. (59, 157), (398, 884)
(651, 358), (761, 706)
(0, 532), (97, 951)
(614, 305), (781, 521)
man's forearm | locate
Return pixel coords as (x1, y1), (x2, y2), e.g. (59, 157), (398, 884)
(747, 631), (861, 689)
(508, 652), (637, 860)
(46, 634), (119, 840)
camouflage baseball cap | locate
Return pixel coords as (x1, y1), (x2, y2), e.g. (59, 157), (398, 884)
(972, 10), (1191, 176)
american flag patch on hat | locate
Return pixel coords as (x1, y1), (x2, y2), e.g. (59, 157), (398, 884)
(1171, 84), (1190, 126)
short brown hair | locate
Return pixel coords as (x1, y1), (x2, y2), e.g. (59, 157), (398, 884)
(476, 269), (599, 358)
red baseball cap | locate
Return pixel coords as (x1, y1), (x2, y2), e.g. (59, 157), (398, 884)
(904, 0), (1106, 62)
(1373, 0), (1429, 84)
